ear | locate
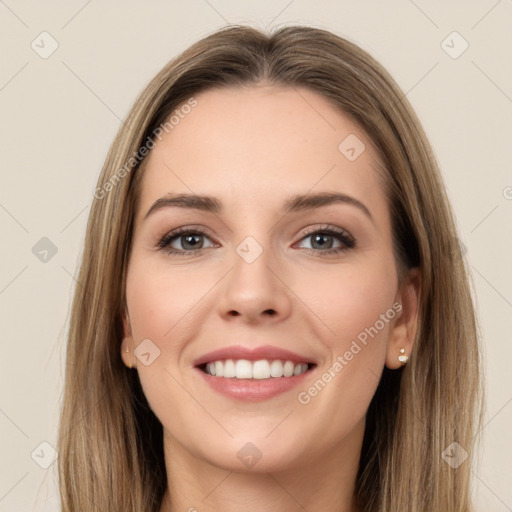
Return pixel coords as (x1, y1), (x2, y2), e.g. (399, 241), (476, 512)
(120, 308), (136, 369)
(385, 267), (421, 370)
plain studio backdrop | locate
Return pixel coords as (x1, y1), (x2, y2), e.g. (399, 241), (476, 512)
(0, 1), (511, 510)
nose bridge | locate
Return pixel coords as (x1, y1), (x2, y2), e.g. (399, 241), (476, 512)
(231, 232), (277, 298)
(217, 229), (292, 322)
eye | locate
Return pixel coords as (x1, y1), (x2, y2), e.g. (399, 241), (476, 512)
(296, 225), (355, 256)
(156, 224), (356, 257)
(157, 227), (216, 255)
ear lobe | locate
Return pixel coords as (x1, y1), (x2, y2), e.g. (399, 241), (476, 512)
(385, 267), (421, 370)
(121, 310), (135, 369)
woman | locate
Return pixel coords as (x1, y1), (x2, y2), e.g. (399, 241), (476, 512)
(57, 24), (483, 511)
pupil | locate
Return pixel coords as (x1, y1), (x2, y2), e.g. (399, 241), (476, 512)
(183, 234), (202, 250)
(313, 233), (332, 249)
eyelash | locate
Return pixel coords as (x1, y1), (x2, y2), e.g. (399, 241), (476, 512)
(157, 225), (356, 258)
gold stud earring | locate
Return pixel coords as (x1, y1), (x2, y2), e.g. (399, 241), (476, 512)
(398, 348), (408, 365)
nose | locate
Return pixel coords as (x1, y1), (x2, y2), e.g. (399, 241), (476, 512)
(216, 243), (292, 325)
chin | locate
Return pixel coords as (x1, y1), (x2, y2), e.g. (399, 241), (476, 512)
(205, 444), (305, 474)
(175, 430), (306, 473)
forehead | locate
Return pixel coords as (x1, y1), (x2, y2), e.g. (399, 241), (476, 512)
(137, 85), (387, 219)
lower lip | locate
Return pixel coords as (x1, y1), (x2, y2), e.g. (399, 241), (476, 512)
(195, 367), (315, 402)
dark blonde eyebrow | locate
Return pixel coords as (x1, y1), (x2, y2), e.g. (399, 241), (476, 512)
(144, 191), (373, 222)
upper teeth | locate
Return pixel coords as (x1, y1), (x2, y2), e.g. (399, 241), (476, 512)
(204, 359), (309, 379)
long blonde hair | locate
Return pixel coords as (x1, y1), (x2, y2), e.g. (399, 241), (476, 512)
(57, 24), (483, 511)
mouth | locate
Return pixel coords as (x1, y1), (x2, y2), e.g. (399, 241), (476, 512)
(192, 345), (318, 401)
(197, 359), (316, 379)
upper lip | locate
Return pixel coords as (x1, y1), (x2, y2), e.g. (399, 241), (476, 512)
(193, 344), (317, 367)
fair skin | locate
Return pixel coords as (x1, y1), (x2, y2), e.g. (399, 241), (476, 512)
(121, 85), (420, 512)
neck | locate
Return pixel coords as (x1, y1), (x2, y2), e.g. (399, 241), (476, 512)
(159, 419), (364, 512)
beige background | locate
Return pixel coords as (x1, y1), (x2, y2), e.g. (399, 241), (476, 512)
(1, 1), (511, 510)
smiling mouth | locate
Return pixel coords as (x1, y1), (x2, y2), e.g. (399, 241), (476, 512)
(198, 359), (316, 379)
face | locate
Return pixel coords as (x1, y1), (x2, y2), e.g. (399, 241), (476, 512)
(121, 85), (419, 473)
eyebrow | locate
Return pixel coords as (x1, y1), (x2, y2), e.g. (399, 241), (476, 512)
(144, 191), (373, 221)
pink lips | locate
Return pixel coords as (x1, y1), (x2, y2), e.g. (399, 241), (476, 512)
(192, 344), (315, 367)
(192, 344), (317, 402)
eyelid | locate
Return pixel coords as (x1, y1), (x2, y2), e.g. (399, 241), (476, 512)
(298, 223), (354, 241)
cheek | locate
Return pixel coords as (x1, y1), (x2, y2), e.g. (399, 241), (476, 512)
(124, 261), (202, 393)
(124, 261), (202, 421)
(125, 259), (209, 344)
(294, 255), (398, 351)
(293, 256), (398, 427)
